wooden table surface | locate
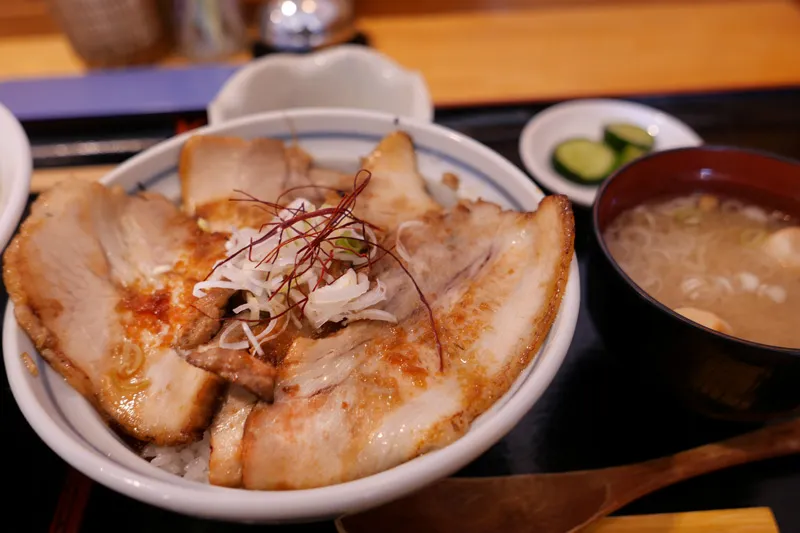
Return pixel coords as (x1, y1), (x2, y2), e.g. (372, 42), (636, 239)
(0, 0), (798, 106)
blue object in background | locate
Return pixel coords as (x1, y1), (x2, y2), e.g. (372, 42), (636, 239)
(0, 64), (238, 121)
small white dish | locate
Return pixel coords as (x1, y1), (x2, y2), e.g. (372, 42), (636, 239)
(4, 108), (579, 523)
(519, 98), (703, 208)
(208, 45), (433, 124)
(0, 102), (32, 250)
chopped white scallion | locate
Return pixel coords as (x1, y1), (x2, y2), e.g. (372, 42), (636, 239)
(737, 272), (760, 292)
(288, 310), (304, 330)
(304, 273), (391, 329)
(231, 293), (260, 321)
(681, 277), (704, 296)
(193, 280), (245, 298)
(241, 322), (264, 356)
(714, 277), (734, 294)
(308, 269), (367, 305)
(345, 309), (398, 324)
(741, 206), (769, 223)
(151, 264), (173, 276)
(218, 322), (249, 351)
(193, 197), (398, 354)
(761, 285), (787, 304)
(232, 302), (250, 315)
(395, 220), (424, 264)
(247, 292), (261, 320)
(364, 226), (379, 261)
(256, 315), (284, 341)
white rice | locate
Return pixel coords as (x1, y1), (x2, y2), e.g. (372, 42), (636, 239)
(141, 431), (211, 483)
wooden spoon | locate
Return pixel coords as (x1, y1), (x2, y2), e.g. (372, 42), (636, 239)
(337, 417), (800, 533)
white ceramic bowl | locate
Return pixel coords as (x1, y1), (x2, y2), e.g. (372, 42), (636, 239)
(208, 45), (433, 124)
(519, 98), (703, 208)
(4, 108), (579, 523)
(0, 102), (31, 250)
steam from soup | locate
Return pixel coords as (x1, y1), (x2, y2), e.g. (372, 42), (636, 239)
(604, 193), (800, 349)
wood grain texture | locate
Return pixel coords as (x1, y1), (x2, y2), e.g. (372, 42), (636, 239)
(1, 1), (799, 105)
(0, 0), (57, 37)
(0, 0), (751, 35)
(336, 508), (781, 532)
(358, 0), (800, 105)
(338, 419), (799, 533)
(583, 508), (779, 532)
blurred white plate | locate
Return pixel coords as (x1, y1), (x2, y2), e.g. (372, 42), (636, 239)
(208, 45), (433, 124)
(519, 98), (703, 208)
(0, 102), (31, 250)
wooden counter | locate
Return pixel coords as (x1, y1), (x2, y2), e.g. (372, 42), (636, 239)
(1, 0), (798, 106)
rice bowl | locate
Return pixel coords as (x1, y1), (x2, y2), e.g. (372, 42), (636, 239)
(4, 108), (580, 521)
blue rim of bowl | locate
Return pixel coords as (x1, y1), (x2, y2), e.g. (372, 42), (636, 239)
(592, 144), (800, 356)
(136, 131), (524, 210)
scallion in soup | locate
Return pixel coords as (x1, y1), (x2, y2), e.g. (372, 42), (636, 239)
(604, 193), (800, 348)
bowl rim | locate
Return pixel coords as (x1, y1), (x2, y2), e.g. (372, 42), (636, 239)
(5, 107), (580, 521)
(207, 44), (434, 125)
(0, 103), (32, 251)
(592, 144), (800, 356)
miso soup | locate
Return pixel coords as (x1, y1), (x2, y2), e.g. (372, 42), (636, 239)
(604, 193), (800, 348)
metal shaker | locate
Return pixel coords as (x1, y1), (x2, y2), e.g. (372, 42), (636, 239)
(257, 0), (357, 52)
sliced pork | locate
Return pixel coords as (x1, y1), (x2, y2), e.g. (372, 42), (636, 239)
(179, 135), (349, 479)
(180, 341), (276, 401)
(4, 181), (227, 444)
(179, 131), (441, 237)
(208, 386), (257, 488)
(240, 195), (575, 489)
(356, 131), (442, 231)
(179, 135), (351, 232)
(175, 130), (446, 393)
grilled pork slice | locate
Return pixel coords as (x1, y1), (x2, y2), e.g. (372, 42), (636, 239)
(180, 329), (277, 401)
(4, 181), (228, 445)
(208, 385), (258, 488)
(356, 131), (442, 231)
(197, 317), (301, 484)
(174, 286), (234, 351)
(176, 136), (322, 381)
(179, 131), (442, 237)
(239, 195), (575, 489)
(176, 130), (444, 387)
(179, 135), (352, 232)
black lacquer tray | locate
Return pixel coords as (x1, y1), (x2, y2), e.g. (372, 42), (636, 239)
(4, 87), (800, 533)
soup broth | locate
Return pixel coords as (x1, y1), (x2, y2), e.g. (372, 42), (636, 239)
(604, 193), (800, 349)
